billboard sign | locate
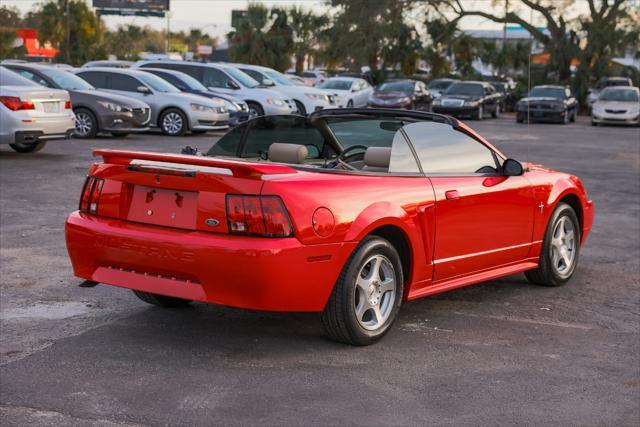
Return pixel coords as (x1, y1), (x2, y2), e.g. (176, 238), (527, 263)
(93, 1), (170, 17)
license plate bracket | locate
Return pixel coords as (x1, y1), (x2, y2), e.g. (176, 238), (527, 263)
(127, 185), (198, 230)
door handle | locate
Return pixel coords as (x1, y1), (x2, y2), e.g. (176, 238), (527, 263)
(445, 190), (460, 200)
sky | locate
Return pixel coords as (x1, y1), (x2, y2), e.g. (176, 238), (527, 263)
(3, 0), (592, 40)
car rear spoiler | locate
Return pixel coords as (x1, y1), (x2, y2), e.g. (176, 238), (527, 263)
(93, 149), (297, 178)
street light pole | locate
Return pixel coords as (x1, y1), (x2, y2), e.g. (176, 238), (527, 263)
(65, 0), (71, 63)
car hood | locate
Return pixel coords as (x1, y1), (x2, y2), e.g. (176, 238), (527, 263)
(72, 89), (150, 108)
(440, 94), (480, 101)
(164, 92), (224, 107)
(593, 100), (638, 109)
(372, 91), (411, 100)
(235, 86), (290, 102)
(270, 84), (326, 98)
(519, 97), (564, 103)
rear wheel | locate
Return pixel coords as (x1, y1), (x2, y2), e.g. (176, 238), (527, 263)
(74, 108), (98, 138)
(321, 236), (403, 345)
(525, 203), (580, 287)
(9, 141), (47, 153)
(160, 108), (187, 136)
(132, 290), (192, 308)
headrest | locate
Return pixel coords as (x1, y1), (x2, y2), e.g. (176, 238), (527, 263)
(268, 143), (308, 164)
(363, 147), (392, 169)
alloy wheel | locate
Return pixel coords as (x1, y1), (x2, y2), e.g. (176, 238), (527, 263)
(75, 112), (93, 137)
(550, 216), (576, 277)
(162, 112), (183, 135)
(353, 254), (397, 331)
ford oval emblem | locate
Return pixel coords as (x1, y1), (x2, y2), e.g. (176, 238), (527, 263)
(205, 218), (220, 227)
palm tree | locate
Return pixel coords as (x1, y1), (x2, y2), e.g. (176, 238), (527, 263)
(289, 6), (328, 74)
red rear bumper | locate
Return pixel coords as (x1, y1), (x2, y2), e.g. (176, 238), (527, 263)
(65, 212), (356, 312)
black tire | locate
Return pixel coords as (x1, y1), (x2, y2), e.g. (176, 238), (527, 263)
(525, 203), (581, 287)
(570, 109), (576, 122)
(474, 105), (484, 120)
(132, 290), (192, 308)
(159, 108), (188, 136)
(247, 102), (264, 117)
(110, 132), (130, 137)
(491, 104), (500, 118)
(293, 100), (306, 116)
(591, 121), (598, 127)
(321, 236), (404, 346)
(346, 100), (354, 108)
(74, 108), (99, 138)
(516, 114), (524, 123)
(9, 141), (47, 153)
(562, 110), (570, 125)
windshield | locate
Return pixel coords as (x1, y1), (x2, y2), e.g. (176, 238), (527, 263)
(428, 80), (453, 90)
(528, 87), (565, 99)
(492, 82), (505, 92)
(41, 69), (94, 90)
(320, 79), (352, 90)
(596, 79), (630, 89)
(172, 72), (207, 91)
(224, 66), (260, 88)
(444, 83), (483, 96)
(137, 73), (180, 93)
(326, 118), (399, 149)
(377, 81), (414, 94)
(264, 69), (293, 86)
(599, 88), (639, 102)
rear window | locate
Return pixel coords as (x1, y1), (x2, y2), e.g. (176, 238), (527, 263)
(326, 118), (399, 150)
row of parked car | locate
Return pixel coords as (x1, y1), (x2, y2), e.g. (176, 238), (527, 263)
(1, 59), (638, 153)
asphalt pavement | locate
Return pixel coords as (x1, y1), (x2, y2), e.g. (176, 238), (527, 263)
(1, 116), (639, 426)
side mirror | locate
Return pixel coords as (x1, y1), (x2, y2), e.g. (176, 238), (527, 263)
(502, 158), (524, 176)
(137, 85), (151, 94)
(351, 88), (357, 92)
(227, 80), (240, 90)
(262, 78), (275, 86)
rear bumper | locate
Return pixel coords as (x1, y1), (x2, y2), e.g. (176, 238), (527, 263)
(65, 212), (356, 312)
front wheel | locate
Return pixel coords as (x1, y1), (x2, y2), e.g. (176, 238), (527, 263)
(74, 108), (98, 138)
(321, 236), (403, 345)
(525, 203), (581, 287)
(492, 104), (500, 118)
(346, 100), (354, 108)
(475, 105), (484, 120)
(293, 100), (306, 116)
(133, 290), (192, 308)
(160, 108), (187, 136)
(9, 141), (47, 153)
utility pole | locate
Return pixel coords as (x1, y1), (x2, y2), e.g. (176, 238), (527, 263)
(165, 11), (170, 54)
(65, 0), (71, 63)
(501, 0), (508, 75)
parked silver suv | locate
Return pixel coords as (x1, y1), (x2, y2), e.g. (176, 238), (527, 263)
(135, 61), (296, 117)
(74, 68), (229, 136)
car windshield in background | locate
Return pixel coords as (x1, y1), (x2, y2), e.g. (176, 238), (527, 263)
(445, 83), (483, 97)
(428, 80), (453, 90)
(0, 66), (39, 86)
(320, 80), (352, 90)
(41, 69), (94, 90)
(528, 87), (565, 99)
(224, 67), (260, 88)
(377, 81), (414, 93)
(492, 82), (506, 92)
(596, 79), (631, 89)
(137, 73), (180, 93)
(174, 72), (208, 91)
(599, 89), (639, 102)
(264, 70), (293, 86)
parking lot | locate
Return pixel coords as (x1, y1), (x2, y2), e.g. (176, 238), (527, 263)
(1, 116), (639, 425)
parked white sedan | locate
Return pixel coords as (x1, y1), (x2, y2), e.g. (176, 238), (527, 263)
(232, 64), (339, 115)
(591, 86), (640, 127)
(320, 77), (373, 108)
(0, 66), (75, 153)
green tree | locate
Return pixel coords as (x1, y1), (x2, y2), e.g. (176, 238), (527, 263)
(228, 3), (293, 71)
(0, 6), (24, 58)
(324, 0), (416, 76)
(32, 0), (105, 65)
(289, 7), (329, 74)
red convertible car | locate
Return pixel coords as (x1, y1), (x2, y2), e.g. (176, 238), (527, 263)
(66, 110), (594, 345)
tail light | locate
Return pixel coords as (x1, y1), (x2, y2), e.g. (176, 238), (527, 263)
(0, 96), (35, 111)
(226, 195), (293, 237)
(79, 176), (105, 214)
(64, 100), (72, 109)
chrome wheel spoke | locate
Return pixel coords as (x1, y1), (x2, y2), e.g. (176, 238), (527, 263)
(550, 215), (576, 276)
(353, 254), (397, 331)
(379, 278), (394, 294)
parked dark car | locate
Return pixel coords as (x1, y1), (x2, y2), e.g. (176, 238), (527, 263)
(4, 63), (150, 138)
(432, 81), (501, 120)
(488, 81), (518, 112)
(367, 79), (433, 111)
(140, 68), (251, 127)
(515, 85), (579, 124)
(426, 78), (459, 98)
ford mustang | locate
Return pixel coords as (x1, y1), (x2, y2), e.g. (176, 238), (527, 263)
(65, 109), (594, 345)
